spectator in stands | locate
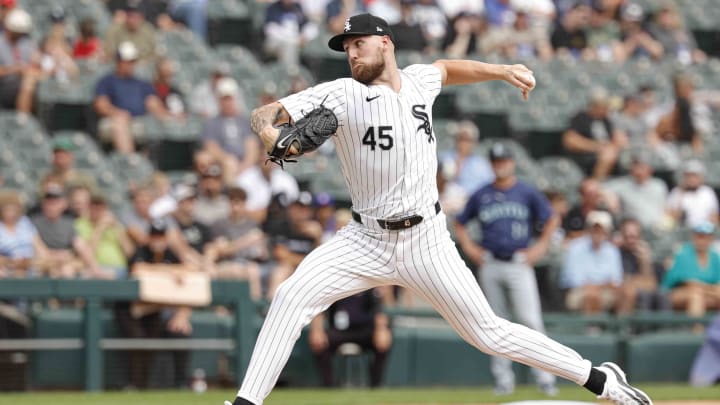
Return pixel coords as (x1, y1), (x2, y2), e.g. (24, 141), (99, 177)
(326, 0), (367, 35)
(617, 218), (668, 311)
(75, 194), (133, 279)
(122, 184), (160, 246)
(44, 137), (98, 192)
(481, 10), (553, 60)
(167, 0), (209, 41)
(550, 3), (589, 57)
(38, 35), (78, 83)
(365, 0), (400, 23)
(67, 184), (92, 219)
(484, 0), (516, 27)
(442, 12), (487, 58)
(0, 0), (15, 32)
(45, 6), (70, 49)
(585, 2), (623, 62)
(309, 289), (392, 387)
(604, 152), (668, 229)
(561, 210), (631, 315)
(436, 0), (484, 20)
(648, 2), (706, 65)
(128, 180), (198, 270)
(662, 221), (720, 320)
(170, 184), (213, 256)
(189, 62), (244, 119)
(72, 19), (103, 60)
(194, 163), (230, 227)
(510, 0), (556, 30)
(30, 182), (107, 279)
(235, 158), (300, 223)
(0, 9), (41, 113)
(562, 87), (628, 180)
(437, 160), (468, 216)
(201, 77), (259, 179)
(94, 41), (169, 153)
(563, 177), (620, 239)
(618, 3), (664, 61)
(0, 190), (45, 277)
(152, 57), (185, 117)
(666, 160), (719, 228)
(389, 0), (428, 52)
(207, 187), (264, 300)
(655, 73), (704, 154)
(115, 219), (193, 389)
(263, 0), (317, 67)
(439, 120), (494, 196)
(612, 93), (654, 146)
(267, 191), (322, 298)
(411, 0), (448, 45)
(147, 171), (174, 219)
(104, 0), (157, 63)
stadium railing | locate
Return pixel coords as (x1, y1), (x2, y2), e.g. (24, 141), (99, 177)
(0, 279), (254, 391)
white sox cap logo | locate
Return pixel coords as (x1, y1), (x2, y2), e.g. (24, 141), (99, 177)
(344, 18), (351, 32)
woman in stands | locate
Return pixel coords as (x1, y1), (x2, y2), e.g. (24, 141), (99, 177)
(661, 221), (720, 329)
(0, 190), (47, 277)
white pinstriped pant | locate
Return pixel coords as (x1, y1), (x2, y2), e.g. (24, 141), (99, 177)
(237, 212), (592, 404)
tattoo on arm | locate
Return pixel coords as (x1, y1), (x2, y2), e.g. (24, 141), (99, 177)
(250, 103), (289, 135)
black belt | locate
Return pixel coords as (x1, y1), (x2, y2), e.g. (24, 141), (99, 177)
(352, 201), (441, 230)
(491, 252), (515, 262)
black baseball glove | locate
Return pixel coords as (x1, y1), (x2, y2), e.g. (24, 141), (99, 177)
(267, 103), (338, 167)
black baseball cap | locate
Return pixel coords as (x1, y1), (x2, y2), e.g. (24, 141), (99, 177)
(149, 218), (168, 235)
(488, 142), (513, 161)
(328, 13), (395, 52)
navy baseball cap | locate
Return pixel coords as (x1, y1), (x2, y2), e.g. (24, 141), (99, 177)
(488, 142), (513, 161)
(328, 13), (395, 52)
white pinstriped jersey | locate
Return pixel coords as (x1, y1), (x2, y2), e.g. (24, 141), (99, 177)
(279, 64), (443, 219)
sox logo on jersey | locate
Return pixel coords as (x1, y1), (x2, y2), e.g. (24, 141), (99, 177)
(411, 104), (433, 143)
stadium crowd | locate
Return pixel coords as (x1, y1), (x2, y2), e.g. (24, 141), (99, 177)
(0, 0), (720, 389)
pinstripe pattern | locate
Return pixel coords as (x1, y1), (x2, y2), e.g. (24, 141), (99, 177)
(237, 64), (594, 405)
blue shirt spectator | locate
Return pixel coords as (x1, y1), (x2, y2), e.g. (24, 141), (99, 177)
(0, 215), (38, 260)
(439, 120), (494, 195)
(95, 73), (155, 117)
(440, 150), (494, 194)
(484, 0), (515, 26)
(560, 233), (623, 289)
(457, 181), (552, 259)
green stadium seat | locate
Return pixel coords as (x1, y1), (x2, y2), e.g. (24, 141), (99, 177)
(626, 331), (704, 382)
(110, 153), (155, 188)
(538, 156), (584, 192)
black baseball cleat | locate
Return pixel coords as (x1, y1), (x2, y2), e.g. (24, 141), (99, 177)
(224, 397), (254, 405)
(596, 362), (653, 405)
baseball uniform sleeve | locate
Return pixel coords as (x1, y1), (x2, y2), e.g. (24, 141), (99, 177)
(456, 190), (480, 225)
(278, 79), (346, 124)
(403, 64), (443, 101)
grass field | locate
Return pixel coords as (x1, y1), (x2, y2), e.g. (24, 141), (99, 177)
(1, 385), (719, 405)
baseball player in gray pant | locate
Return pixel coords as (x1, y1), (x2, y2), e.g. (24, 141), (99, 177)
(455, 142), (559, 396)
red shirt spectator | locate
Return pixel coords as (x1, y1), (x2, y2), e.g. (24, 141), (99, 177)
(72, 19), (102, 59)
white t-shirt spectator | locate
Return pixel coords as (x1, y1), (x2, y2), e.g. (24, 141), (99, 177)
(667, 185), (719, 227)
(235, 166), (300, 211)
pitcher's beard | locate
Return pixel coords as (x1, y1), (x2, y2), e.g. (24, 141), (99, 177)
(351, 55), (385, 84)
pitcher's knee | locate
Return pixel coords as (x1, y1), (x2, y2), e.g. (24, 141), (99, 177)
(465, 315), (517, 357)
